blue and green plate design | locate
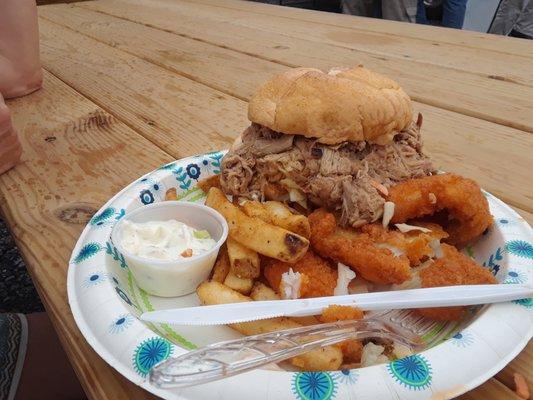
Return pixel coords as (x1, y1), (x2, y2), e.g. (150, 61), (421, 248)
(68, 152), (533, 400)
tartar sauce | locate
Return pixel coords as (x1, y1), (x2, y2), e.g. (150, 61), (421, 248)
(120, 219), (216, 261)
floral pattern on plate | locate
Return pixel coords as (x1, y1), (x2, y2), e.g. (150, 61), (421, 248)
(67, 152), (533, 400)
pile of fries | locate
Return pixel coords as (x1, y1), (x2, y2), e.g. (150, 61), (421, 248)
(192, 186), (345, 370)
(206, 187), (309, 292)
(164, 174), (494, 371)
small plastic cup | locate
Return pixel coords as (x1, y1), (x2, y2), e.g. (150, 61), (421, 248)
(110, 201), (228, 297)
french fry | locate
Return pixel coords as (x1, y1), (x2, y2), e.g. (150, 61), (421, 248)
(241, 200), (310, 238)
(241, 201), (273, 223)
(206, 188), (309, 262)
(264, 201), (311, 238)
(227, 237), (260, 279)
(250, 282), (319, 326)
(164, 187), (178, 201)
(198, 281), (297, 334)
(290, 315), (321, 326)
(224, 270), (254, 295)
(196, 281), (343, 370)
(198, 175), (222, 194)
(211, 245), (230, 283)
(250, 282), (279, 301)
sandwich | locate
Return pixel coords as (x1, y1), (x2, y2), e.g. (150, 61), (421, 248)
(220, 66), (434, 227)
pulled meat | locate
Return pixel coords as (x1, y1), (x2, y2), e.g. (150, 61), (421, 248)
(220, 121), (434, 226)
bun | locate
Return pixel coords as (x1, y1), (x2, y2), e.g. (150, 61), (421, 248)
(248, 66), (412, 144)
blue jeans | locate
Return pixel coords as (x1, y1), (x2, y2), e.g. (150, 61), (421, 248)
(416, 0), (468, 28)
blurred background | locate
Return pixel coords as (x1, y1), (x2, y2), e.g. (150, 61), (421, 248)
(35, 0), (532, 38)
(250, 0), (532, 37)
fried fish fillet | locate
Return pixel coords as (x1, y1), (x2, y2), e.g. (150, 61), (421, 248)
(308, 209), (412, 285)
(361, 222), (448, 266)
(417, 243), (497, 320)
(388, 173), (493, 247)
(263, 250), (338, 298)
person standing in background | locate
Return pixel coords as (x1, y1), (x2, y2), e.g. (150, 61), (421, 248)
(416, 0), (469, 28)
(489, 0), (532, 39)
(342, 0), (418, 23)
(341, 0), (468, 29)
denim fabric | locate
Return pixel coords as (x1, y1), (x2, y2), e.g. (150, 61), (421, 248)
(417, 0), (468, 28)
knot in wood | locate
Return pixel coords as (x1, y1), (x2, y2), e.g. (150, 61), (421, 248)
(54, 203), (97, 225)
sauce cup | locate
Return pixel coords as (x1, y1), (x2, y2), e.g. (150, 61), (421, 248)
(110, 201), (228, 297)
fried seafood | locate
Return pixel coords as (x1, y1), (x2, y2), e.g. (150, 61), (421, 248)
(417, 243), (497, 320)
(361, 223), (448, 266)
(263, 250), (338, 298)
(308, 209), (412, 284)
(387, 173), (492, 247)
(319, 305), (364, 322)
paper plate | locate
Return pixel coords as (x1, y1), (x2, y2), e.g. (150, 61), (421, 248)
(68, 151), (533, 400)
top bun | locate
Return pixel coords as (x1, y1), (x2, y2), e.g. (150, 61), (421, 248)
(248, 66), (413, 145)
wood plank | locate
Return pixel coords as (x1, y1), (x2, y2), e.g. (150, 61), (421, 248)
(38, 4), (287, 101)
(189, 0), (533, 74)
(37, 0), (89, 4)
(37, 17), (246, 159)
(0, 70), (168, 399)
(39, 5), (533, 213)
(93, 0), (533, 88)
(194, 0), (533, 59)
(76, 0), (533, 134)
(495, 341), (532, 393)
(457, 378), (523, 400)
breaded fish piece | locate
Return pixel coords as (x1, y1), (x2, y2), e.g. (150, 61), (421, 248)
(319, 305), (364, 322)
(361, 222), (448, 266)
(418, 243), (497, 320)
(309, 209), (412, 285)
(263, 250), (338, 298)
(388, 173), (493, 247)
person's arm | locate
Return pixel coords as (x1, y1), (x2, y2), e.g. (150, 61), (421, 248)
(0, 0), (42, 99)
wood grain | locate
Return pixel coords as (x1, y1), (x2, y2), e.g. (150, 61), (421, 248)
(1, 2), (529, 399)
(0, 70), (168, 399)
(37, 6), (533, 213)
(36, 0), (89, 4)
(77, 0), (533, 134)
(192, 0), (533, 59)
(38, 4), (287, 102)
(457, 378), (522, 400)
(37, 18), (247, 158)
(87, 0), (533, 88)
(182, 0), (533, 83)
(495, 341), (532, 393)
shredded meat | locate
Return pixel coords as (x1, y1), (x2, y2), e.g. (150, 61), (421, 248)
(241, 124), (295, 156)
(341, 176), (384, 227)
(220, 120), (434, 226)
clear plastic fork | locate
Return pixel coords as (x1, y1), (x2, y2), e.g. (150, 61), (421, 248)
(149, 308), (454, 388)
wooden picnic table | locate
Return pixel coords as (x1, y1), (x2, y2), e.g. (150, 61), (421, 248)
(0, 0), (531, 398)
